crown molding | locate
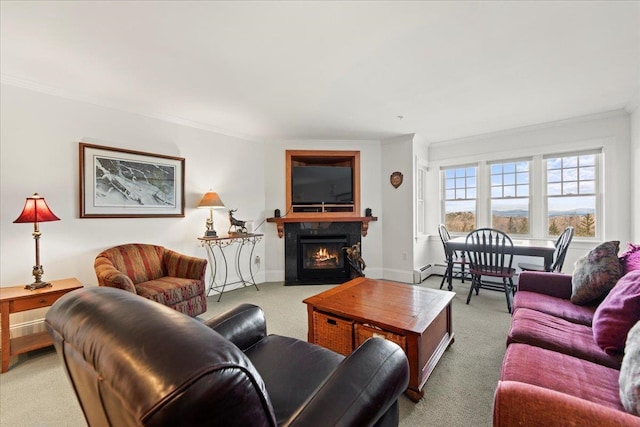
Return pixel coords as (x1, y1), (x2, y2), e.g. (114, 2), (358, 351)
(1, 74), (260, 143)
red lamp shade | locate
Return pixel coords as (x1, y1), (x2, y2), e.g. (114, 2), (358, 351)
(14, 193), (60, 223)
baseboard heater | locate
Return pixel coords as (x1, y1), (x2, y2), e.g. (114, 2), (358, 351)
(413, 264), (432, 283)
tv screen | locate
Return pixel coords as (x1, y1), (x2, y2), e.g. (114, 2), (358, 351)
(292, 166), (353, 204)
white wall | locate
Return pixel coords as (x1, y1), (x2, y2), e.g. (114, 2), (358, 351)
(1, 85), (266, 301)
(262, 140), (384, 281)
(380, 135), (414, 283)
(422, 110), (634, 273)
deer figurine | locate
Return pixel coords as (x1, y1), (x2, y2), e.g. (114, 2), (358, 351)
(228, 209), (248, 234)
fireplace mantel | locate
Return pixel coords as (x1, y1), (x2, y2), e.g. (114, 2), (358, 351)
(267, 216), (378, 238)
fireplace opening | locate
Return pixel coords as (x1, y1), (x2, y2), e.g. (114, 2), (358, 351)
(298, 235), (350, 283)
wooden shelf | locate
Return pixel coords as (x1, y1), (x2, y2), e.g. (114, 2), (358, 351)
(267, 216), (377, 238)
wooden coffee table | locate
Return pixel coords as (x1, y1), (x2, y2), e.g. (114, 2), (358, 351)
(304, 277), (455, 401)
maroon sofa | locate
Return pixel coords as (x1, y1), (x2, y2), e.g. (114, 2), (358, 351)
(493, 271), (640, 426)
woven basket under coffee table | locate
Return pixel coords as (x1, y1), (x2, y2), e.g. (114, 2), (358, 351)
(304, 277), (455, 402)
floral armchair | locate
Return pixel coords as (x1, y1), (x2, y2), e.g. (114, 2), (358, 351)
(94, 243), (207, 317)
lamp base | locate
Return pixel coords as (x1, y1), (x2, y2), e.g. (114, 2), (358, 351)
(204, 230), (218, 237)
(24, 280), (52, 290)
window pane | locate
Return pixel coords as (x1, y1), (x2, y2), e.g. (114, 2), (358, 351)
(563, 168), (577, 182)
(563, 156), (578, 168)
(548, 183), (562, 195)
(445, 200), (476, 232)
(491, 187), (502, 198)
(504, 173), (516, 185)
(547, 158), (561, 170)
(564, 182), (578, 195)
(579, 155), (595, 166)
(504, 185), (516, 197)
(516, 162), (529, 172)
(580, 181), (595, 194)
(516, 172), (529, 184)
(467, 176), (476, 188)
(491, 174), (502, 186)
(467, 188), (477, 198)
(548, 195), (596, 237)
(548, 169), (561, 183)
(580, 166), (595, 180)
(445, 178), (455, 190)
(517, 184), (529, 197)
(491, 164), (502, 174)
(492, 198), (530, 234)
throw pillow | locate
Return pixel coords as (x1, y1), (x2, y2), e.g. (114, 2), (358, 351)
(619, 320), (640, 415)
(620, 242), (640, 275)
(571, 241), (623, 305)
(592, 270), (640, 355)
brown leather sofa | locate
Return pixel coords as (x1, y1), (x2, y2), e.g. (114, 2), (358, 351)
(45, 287), (409, 427)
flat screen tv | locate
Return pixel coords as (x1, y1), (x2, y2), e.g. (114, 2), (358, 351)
(291, 166), (353, 204)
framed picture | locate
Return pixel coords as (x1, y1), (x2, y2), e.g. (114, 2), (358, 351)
(79, 143), (185, 218)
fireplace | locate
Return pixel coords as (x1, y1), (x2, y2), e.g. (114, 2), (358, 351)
(298, 235), (349, 283)
(284, 222), (361, 285)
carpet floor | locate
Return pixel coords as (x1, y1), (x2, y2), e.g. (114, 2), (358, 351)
(0, 275), (511, 426)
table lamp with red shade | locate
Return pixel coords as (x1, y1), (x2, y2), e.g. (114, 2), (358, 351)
(13, 193), (60, 290)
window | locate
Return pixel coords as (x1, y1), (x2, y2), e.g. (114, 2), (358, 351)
(442, 165), (477, 232)
(490, 160), (530, 235)
(417, 165), (427, 234)
(545, 151), (599, 238)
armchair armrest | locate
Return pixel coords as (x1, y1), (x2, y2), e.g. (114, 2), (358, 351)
(204, 304), (267, 351)
(94, 256), (136, 293)
(164, 249), (207, 281)
(493, 381), (639, 426)
(283, 338), (410, 427)
(517, 271), (573, 299)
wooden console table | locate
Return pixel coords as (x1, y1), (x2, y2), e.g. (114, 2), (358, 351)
(0, 277), (83, 372)
(304, 277), (455, 401)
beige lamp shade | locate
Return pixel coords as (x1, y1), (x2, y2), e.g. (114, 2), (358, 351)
(197, 192), (225, 208)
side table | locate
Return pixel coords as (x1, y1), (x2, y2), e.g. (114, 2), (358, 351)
(198, 233), (263, 301)
(0, 277), (83, 372)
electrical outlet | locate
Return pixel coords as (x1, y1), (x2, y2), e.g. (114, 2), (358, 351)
(255, 255), (260, 264)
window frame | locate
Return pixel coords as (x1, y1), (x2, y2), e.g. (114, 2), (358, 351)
(543, 150), (601, 239)
(441, 164), (478, 233)
(489, 158), (532, 236)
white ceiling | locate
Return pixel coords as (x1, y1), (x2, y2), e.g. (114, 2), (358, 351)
(1, 1), (639, 143)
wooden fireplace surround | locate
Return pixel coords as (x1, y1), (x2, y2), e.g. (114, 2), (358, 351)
(267, 150), (377, 238)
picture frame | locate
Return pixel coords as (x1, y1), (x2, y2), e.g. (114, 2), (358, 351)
(79, 143), (185, 218)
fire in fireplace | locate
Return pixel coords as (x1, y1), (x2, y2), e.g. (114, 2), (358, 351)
(298, 235), (350, 283)
(305, 246), (341, 269)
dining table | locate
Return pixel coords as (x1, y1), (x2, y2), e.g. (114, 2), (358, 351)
(443, 236), (556, 291)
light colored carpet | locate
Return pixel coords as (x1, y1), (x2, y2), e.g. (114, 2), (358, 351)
(0, 276), (511, 426)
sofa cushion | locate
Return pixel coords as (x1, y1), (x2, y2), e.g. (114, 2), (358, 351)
(592, 270), (640, 355)
(244, 335), (344, 424)
(620, 321), (640, 415)
(571, 241), (623, 305)
(507, 308), (622, 369)
(501, 343), (625, 411)
(136, 277), (205, 307)
(620, 242), (640, 275)
(512, 290), (597, 326)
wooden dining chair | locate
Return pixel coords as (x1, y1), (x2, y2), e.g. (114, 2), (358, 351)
(438, 224), (468, 291)
(518, 226), (574, 273)
(465, 228), (516, 313)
